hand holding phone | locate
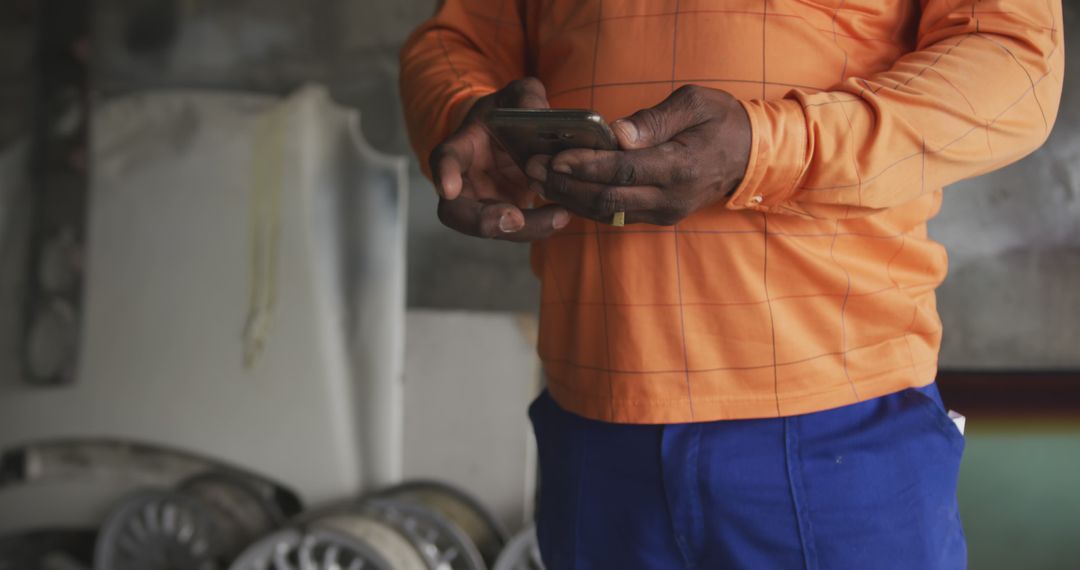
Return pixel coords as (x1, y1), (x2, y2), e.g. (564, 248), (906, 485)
(483, 108), (624, 225)
(428, 78), (573, 241)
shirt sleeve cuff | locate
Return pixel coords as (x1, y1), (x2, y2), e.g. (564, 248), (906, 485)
(726, 98), (810, 212)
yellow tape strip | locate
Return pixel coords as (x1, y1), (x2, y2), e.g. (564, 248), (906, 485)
(243, 105), (286, 369)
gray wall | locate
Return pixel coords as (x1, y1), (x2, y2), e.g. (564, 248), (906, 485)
(0, 5), (33, 146)
(929, 2), (1080, 368)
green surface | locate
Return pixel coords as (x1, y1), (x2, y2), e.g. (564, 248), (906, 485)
(958, 424), (1080, 569)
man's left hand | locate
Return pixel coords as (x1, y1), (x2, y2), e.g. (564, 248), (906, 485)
(525, 85), (752, 226)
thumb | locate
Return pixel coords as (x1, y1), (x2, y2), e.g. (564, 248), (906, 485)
(612, 85), (708, 149)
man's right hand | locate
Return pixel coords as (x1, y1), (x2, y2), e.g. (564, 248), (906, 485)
(430, 78), (570, 242)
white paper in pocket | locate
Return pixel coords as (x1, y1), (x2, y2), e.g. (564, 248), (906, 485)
(947, 410), (966, 436)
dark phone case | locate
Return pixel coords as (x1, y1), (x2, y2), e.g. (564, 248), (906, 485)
(483, 108), (619, 169)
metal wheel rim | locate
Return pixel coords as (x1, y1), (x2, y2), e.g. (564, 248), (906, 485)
(376, 481), (505, 565)
(492, 526), (544, 570)
(178, 470), (284, 556)
(229, 527), (395, 570)
(314, 516), (427, 570)
(362, 498), (486, 570)
(94, 489), (224, 570)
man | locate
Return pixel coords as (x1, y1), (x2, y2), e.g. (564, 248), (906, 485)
(400, 1), (1062, 568)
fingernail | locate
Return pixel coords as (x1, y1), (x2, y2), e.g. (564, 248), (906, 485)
(439, 177), (460, 198)
(499, 214), (522, 232)
(526, 160), (547, 182)
(552, 210), (570, 229)
(614, 119), (638, 143)
(552, 161), (571, 174)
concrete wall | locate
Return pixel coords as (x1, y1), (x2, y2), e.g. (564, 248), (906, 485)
(0, 5), (34, 147)
(930, 3), (1080, 368)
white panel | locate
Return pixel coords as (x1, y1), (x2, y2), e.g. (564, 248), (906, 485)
(402, 309), (542, 533)
(0, 86), (408, 531)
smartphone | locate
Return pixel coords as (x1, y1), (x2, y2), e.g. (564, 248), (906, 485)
(483, 108), (618, 169)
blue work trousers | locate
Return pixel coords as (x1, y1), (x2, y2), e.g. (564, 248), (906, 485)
(529, 384), (967, 569)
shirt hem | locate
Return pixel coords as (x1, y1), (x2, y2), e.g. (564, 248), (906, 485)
(546, 360), (938, 423)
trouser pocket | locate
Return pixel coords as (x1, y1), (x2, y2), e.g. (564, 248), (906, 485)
(906, 382), (966, 450)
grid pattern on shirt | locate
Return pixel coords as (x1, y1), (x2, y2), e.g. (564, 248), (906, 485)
(400, 0), (1063, 423)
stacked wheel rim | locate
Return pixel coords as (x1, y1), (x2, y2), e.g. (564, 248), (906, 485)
(231, 480), (505, 570)
(229, 515), (425, 570)
(314, 515), (428, 569)
(94, 471), (286, 570)
(178, 471), (284, 556)
(373, 481), (506, 567)
(361, 498), (485, 569)
(493, 526), (544, 570)
(93, 489), (224, 570)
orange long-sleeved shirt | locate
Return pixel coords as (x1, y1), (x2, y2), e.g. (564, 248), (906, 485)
(400, 0), (1063, 423)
